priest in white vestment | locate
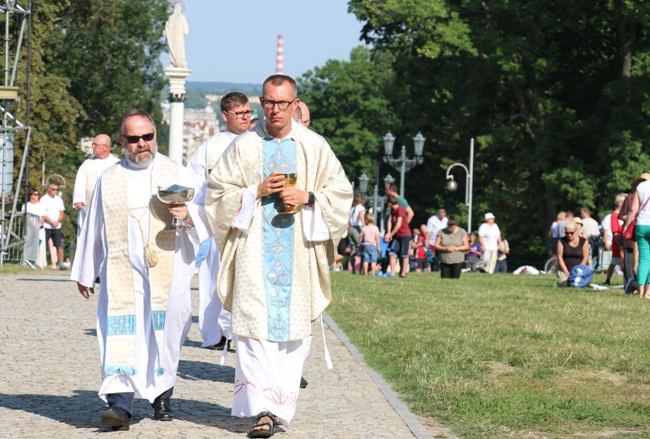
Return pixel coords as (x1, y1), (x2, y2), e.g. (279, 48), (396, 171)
(72, 133), (119, 230)
(71, 110), (208, 431)
(187, 92), (252, 350)
(206, 75), (352, 437)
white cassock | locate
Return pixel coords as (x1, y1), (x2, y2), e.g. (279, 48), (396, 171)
(71, 155), (208, 403)
(73, 154), (120, 229)
(186, 131), (236, 347)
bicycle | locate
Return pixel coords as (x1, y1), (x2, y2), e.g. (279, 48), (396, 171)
(543, 255), (558, 274)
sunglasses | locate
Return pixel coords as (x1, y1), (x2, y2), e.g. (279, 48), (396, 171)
(124, 132), (154, 144)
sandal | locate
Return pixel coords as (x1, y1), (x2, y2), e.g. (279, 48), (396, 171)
(247, 411), (277, 438)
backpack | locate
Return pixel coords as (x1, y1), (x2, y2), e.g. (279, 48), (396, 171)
(568, 264), (593, 288)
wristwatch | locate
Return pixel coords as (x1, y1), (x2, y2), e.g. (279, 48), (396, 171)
(307, 191), (315, 207)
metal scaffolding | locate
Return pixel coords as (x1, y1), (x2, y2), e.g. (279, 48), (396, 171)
(0, 0), (32, 268)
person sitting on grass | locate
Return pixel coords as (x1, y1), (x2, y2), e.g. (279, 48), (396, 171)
(557, 220), (589, 287)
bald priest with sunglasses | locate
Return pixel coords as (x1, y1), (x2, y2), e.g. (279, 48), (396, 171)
(205, 75), (352, 437)
(71, 109), (209, 431)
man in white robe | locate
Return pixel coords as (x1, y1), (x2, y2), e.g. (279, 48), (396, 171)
(71, 110), (208, 431)
(187, 92), (252, 350)
(72, 133), (119, 230)
(206, 75), (352, 436)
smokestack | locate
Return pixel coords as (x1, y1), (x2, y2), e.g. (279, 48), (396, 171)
(276, 34), (284, 74)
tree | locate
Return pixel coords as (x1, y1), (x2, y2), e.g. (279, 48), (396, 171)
(348, 0), (650, 263)
(52, 0), (169, 137)
(298, 46), (400, 185)
(7, 1), (170, 250)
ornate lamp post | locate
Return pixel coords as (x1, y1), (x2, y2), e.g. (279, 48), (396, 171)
(382, 131), (425, 197)
(445, 138), (475, 233)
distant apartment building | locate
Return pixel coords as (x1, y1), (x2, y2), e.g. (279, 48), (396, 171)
(161, 103), (220, 163)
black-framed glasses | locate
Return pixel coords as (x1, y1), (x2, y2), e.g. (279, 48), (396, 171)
(124, 132), (154, 144)
(566, 231), (575, 235)
(260, 98), (296, 110)
(227, 110), (254, 119)
(30, 192), (39, 197)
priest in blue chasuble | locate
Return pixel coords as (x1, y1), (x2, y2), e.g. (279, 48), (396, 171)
(206, 75), (352, 437)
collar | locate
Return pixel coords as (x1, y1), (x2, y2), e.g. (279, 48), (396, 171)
(262, 119), (297, 140)
(125, 155), (154, 170)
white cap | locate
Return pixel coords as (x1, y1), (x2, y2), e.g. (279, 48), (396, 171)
(485, 212), (495, 220)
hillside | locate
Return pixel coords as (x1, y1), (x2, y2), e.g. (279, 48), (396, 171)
(162, 81), (263, 110)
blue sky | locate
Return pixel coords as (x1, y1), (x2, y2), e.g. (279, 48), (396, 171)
(161, 1), (367, 84)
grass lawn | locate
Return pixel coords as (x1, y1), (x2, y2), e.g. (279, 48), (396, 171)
(328, 271), (650, 438)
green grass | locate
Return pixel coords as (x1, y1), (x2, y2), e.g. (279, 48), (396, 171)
(0, 262), (45, 274)
(328, 272), (650, 438)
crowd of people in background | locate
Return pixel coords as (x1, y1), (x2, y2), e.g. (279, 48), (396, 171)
(335, 170), (650, 291)
(546, 172), (650, 292)
(336, 184), (510, 279)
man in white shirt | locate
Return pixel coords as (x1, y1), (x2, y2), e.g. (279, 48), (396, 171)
(478, 212), (502, 274)
(426, 208), (448, 271)
(73, 134), (119, 230)
(40, 183), (65, 268)
(187, 92), (251, 350)
(426, 208), (448, 249)
(580, 207), (601, 267)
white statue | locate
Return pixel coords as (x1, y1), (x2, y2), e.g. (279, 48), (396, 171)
(164, 4), (189, 68)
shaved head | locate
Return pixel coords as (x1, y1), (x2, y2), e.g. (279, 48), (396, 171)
(297, 101), (310, 127)
(92, 134), (112, 159)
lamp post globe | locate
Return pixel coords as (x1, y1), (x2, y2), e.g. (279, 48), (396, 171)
(383, 132), (395, 156)
(447, 179), (458, 191)
(413, 132), (426, 157)
(358, 173), (369, 194)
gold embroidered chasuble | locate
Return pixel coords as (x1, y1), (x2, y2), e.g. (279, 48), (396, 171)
(206, 123), (352, 342)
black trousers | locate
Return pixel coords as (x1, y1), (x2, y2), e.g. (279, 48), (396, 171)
(624, 247), (635, 284)
(441, 262), (463, 279)
(107, 387), (173, 416)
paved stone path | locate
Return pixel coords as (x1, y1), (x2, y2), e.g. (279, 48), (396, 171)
(0, 271), (453, 438)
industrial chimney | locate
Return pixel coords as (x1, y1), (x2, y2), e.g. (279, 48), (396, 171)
(276, 34), (284, 74)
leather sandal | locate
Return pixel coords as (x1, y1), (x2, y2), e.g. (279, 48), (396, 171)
(247, 411), (277, 438)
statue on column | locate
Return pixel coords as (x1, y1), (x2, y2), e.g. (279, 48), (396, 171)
(164, 3), (189, 68)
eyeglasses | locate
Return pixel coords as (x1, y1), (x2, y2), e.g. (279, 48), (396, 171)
(566, 231), (575, 235)
(48, 187), (58, 192)
(227, 110), (253, 119)
(260, 98), (296, 110)
(123, 133), (154, 144)
(30, 193), (39, 197)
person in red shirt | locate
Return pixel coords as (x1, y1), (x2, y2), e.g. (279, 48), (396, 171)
(385, 195), (412, 278)
(410, 226), (428, 272)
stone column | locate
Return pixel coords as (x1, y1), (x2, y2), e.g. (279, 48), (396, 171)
(164, 66), (191, 165)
